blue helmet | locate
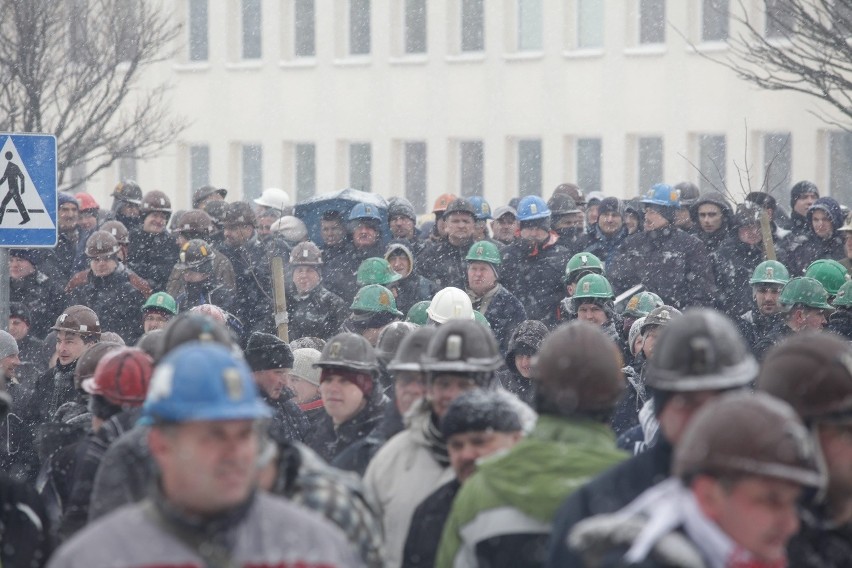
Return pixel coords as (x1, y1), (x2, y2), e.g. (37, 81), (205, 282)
(467, 196), (493, 221)
(349, 202), (382, 222)
(516, 196), (551, 222)
(641, 183), (680, 208)
(140, 342), (270, 425)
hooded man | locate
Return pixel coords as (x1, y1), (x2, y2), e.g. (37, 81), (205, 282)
(384, 242), (435, 315)
(691, 191), (734, 254)
(784, 196), (845, 276)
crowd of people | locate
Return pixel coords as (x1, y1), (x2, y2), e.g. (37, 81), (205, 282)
(0, 177), (851, 567)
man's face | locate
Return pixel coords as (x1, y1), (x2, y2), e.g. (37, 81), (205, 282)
(292, 266), (321, 294)
(642, 326), (661, 359)
(393, 371), (426, 416)
(352, 222), (379, 249)
(625, 212), (640, 234)
(58, 203), (79, 231)
(794, 192), (817, 217)
(794, 307), (828, 331)
(223, 224), (254, 247)
(428, 374), (478, 418)
(446, 213), (475, 245)
(467, 262), (497, 296)
(321, 219), (345, 246)
(0, 353), (20, 377)
(143, 310), (172, 333)
(553, 213), (584, 230)
(597, 211), (623, 236)
(586, 204), (600, 226)
(577, 302), (608, 326)
(56, 330), (87, 365)
(738, 224), (762, 246)
(698, 204), (724, 233)
(387, 252), (412, 277)
(519, 226), (550, 245)
(389, 214), (415, 239)
(284, 373), (320, 405)
(658, 390), (720, 445)
(697, 475), (801, 564)
(142, 212), (169, 234)
(448, 430), (522, 483)
(320, 372), (367, 425)
(491, 214), (518, 242)
(812, 210), (834, 239)
(8, 317), (29, 341)
(754, 284), (783, 315)
(256, 215), (276, 241)
(150, 420), (259, 515)
(254, 368), (290, 400)
(9, 256), (35, 280)
(643, 206), (669, 231)
(89, 255), (118, 277)
(674, 207), (693, 229)
(514, 354), (533, 379)
(119, 202), (141, 219)
(78, 211), (99, 232)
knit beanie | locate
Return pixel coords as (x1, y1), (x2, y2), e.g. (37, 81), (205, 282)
(597, 197), (622, 217)
(441, 390), (523, 439)
(244, 332), (295, 371)
(9, 302), (31, 325)
(9, 248), (40, 267)
(0, 331), (19, 359)
(790, 181), (819, 209)
(320, 368), (374, 398)
(291, 348), (322, 386)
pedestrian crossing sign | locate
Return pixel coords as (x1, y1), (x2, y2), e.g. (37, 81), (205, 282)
(0, 133), (57, 247)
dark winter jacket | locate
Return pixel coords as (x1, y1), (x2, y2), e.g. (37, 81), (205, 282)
(786, 503), (852, 568)
(690, 191), (734, 255)
(287, 283), (349, 341)
(391, 273), (435, 315)
(166, 247), (237, 301)
(608, 226), (717, 310)
(127, 228), (180, 292)
(68, 265), (145, 343)
(710, 236), (776, 318)
(827, 309), (852, 340)
(500, 234), (573, 321)
(41, 229), (82, 285)
(306, 397), (387, 465)
(17, 333), (48, 382)
(470, 284), (527, 358)
(10, 270), (66, 340)
(87, 426), (153, 521)
(402, 478), (461, 568)
(782, 197), (845, 275)
(496, 320), (548, 406)
(416, 237), (473, 291)
(0, 473), (53, 568)
(264, 391), (311, 444)
(611, 365), (645, 437)
(572, 225), (629, 267)
(175, 277), (235, 313)
(737, 309), (786, 358)
(546, 438), (674, 568)
(323, 240), (386, 304)
(217, 236), (276, 335)
(752, 319), (794, 361)
(332, 400), (406, 476)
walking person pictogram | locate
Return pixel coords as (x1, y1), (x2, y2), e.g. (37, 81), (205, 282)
(0, 151), (30, 225)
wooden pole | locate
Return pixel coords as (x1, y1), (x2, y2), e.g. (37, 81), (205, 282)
(271, 256), (289, 342)
(760, 208), (776, 261)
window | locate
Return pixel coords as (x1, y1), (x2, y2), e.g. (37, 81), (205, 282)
(637, 136), (663, 193)
(518, 139), (543, 197)
(118, 156), (137, 181)
(765, 0), (794, 39)
(698, 135), (726, 193)
(404, 142), (428, 213)
(836, 0), (852, 37)
(350, 142), (372, 191)
(295, 143), (316, 201)
(762, 133), (791, 194)
(702, 0), (728, 42)
(350, 0), (371, 55)
(518, 0), (543, 51)
(461, 0), (485, 52)
(639, 0), (665, 44)
(460, 141), (484, 196)
(405, 0), (427, 54)
(68, 0), (88, 62)
(294, 0), (315, 57)
(576, 138), (602, 194)
(189, 145), (210, 194)
(574, 0), (604, 49)
(242, 0), (262, 59)
(242, 144), (263, 200)
(188, 0), (209, 61)
(829, 132), (852, 206)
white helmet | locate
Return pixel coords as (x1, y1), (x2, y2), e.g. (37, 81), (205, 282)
(427, 287), (475, 324)
(253, 187), (291, 211)
(270, 215), (308, 243)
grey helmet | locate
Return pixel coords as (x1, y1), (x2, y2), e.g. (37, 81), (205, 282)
(421, 320), (502, 376)
(314, 332), (380, 376)
(388, 326), (437, 373)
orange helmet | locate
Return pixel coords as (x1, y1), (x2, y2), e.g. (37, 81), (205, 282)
(432, 193), (457, 214)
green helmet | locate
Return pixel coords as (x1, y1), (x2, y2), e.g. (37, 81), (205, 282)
(406, 301), (431, 325)
(357, 257), (402, 287)
(142, 292), (178, 316)
(466, 241), (501, 265)
(572, 274), (615, 300)
(623, 291), (664, 318)
(749, 260), (790, 286)
(779, 277), (833, 310)
(351, 284), (403, 317)
(473, 310), (491, 328)
(564, 252), (604, 285)
(833, 280), (852, 307)
(805, 259), (849, 296)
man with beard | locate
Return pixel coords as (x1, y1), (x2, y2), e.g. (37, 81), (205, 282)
(572, 197), (629, 266)
(736, 260), (791, 355)
(418, 198), (478, 290)
(501, 196), (572, 321)
(785, 196), (846, 276)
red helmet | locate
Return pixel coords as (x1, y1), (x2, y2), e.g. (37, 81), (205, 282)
(82, 347), (154, 406)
